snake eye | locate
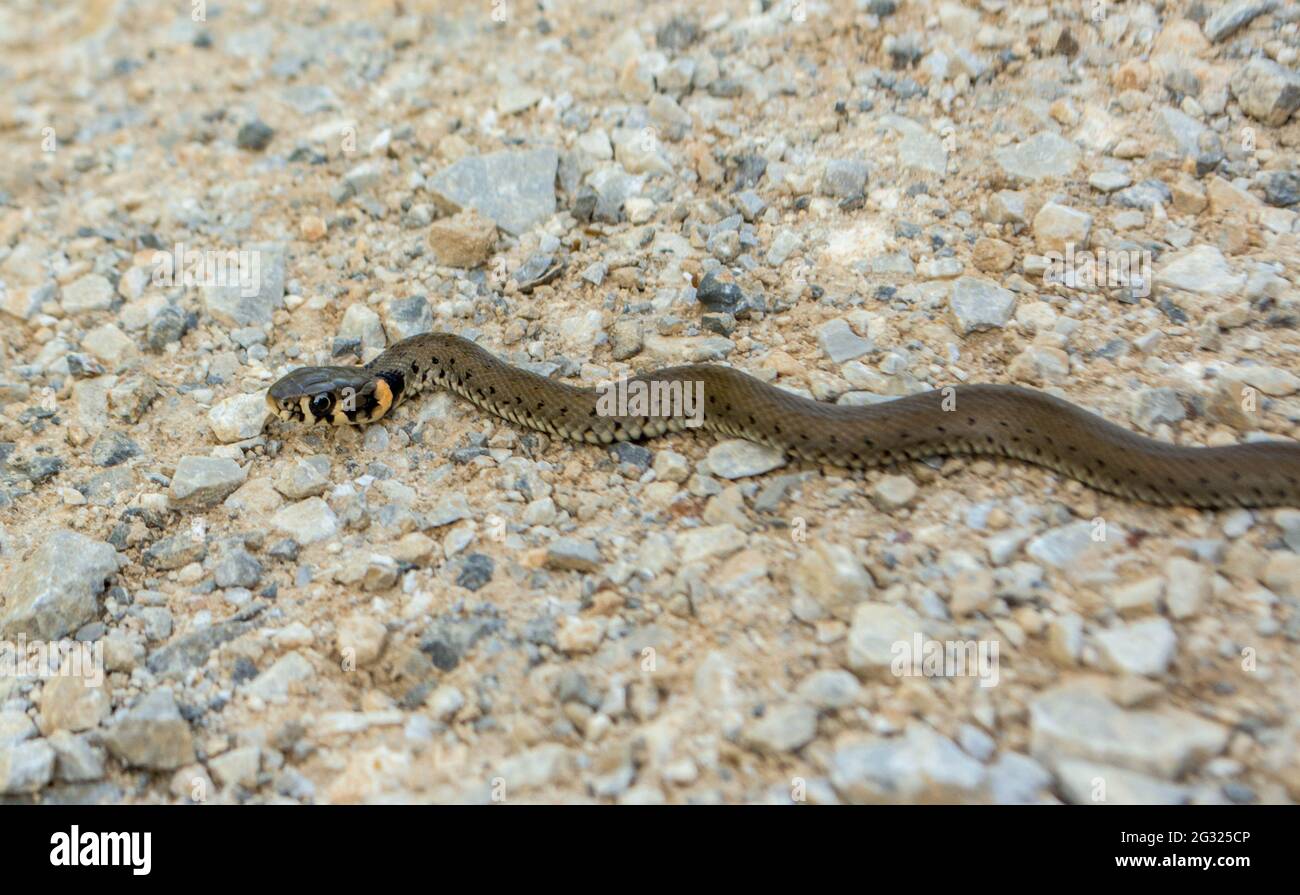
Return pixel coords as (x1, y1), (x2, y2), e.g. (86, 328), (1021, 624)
(310, 393), (333, 418)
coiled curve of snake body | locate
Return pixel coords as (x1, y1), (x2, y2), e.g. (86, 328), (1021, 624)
(267, 331), (1300, 509)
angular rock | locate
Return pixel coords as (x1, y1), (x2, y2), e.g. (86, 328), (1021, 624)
(830, 723), (988, 803)
(427, 148), (558, 236)
(1029, 683), (1228, 779)
(1230, 57), (1300, 127)
(1, 530), (118, 640)
(168, 456), (247, 508)
(994, 132), (1081, 181)
(271, 497), (339, 544)
(706, 439), (787, 479)
(0, 739), (55, 794)
(949, 277), (1016, 334)
(102, 689), (195, 770)
(847, 602), (923, 676)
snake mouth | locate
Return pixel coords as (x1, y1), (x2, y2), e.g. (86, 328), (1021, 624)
(266, 366), (395, 426)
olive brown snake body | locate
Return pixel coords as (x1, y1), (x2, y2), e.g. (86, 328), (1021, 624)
(267, 331), (1300, 509)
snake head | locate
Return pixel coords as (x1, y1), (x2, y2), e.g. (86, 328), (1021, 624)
(266, 366), (396, 425)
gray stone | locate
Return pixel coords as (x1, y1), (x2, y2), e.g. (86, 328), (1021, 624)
(102, 689), (195, 770)
(1205, 1), (1277, 42)
(90, 431), (140, 467)
(545, 538), (604, 572)
(1096, 617), (1177, 676)
(271, 497), (339, 544)
(48, 731), (106, 783)
(795, 669), (862, 710)
(1114, 179), (1172, 209)
(209, 745), (261, 789)
(847, 602), (923, 675)
(766, 229), (801, 266)
(743, 702), (819, 754)
(819, 159), (869, 199)
(0, 739), (55, 794)
(213, 547), (263, 589)
(1156, 245), (1244, 297)
(1155, 106), (1208, 158)
(1131, 387), (1187, 432)
(146, 617), (257, 677)
(1029, 683), (1228, 779)
(236, 119), (274, 151)
(830, 723), (988, 803)
(706, 439), (787, 479)
(202, 243), (286, 327)
(61, 274), (115, 315)
(143, 534), (207, 570)
(427, 148), (558, 236)
(949, 276), (1016, 334)
(0, 711), (36, 746)
(208, 391), (269, 443)
(244, 651), (314, 700)
(1088, 170), (1132, 193)
(383, 295), (433, 341)
(1, 530), (118, 640)
(1230, 57), (1300, 126)
(988, 752), (1054, 804)
(789, 541), (874, 621)
(993, 132), (1081, 181)
(274, 456), (331, 499)
(168, 456), (247, 509)
(817, 319), (873, 363)
(1056, 759), (1191, 805)
(1026, 520), (1114, 568)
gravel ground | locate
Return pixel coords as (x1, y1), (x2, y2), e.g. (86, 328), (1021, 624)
(1, 0), (1299, 805)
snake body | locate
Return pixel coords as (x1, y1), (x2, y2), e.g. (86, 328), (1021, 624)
(267, 332), (1300, 509)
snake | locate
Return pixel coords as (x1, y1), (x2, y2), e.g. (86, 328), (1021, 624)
(266, 331), (1300, 509)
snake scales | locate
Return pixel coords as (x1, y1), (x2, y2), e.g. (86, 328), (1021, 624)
(267, 331), (1300, 509)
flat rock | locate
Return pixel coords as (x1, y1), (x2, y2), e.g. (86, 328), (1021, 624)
(1029, 682), (1228, 779)
(742, 702), (819, 754)
(1095, 617), (1178, 676)
(706, 439), (787, 478)
(271, 497), (339, 544)
(830, 723), (988, 804)
(994, 132), (1081, 181)
(101, 689), (195, 770)
(244, 651), (314, 700)
(1055, 759), (1191, 805)
(1230, 57), (1300, 127)
(0, 739), (55, 794)
(1, 529), (118, 640)
(817, 319), (873, 363)
(545, 538), (604, 572)
(427, 148), (558, 236)
(1156, 245), (1244, 297)
(168, 456), (247, 509)
(948, 276), (1016, 334)
(208, 391), (268, 443)
(789, 541), (874, 621)
(202, 243), (286, 327)
(847, 602), (923, 675)
(1206, 1), (1277, 42)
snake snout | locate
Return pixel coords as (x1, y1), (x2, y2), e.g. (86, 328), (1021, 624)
(266, 366), (390, 425)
